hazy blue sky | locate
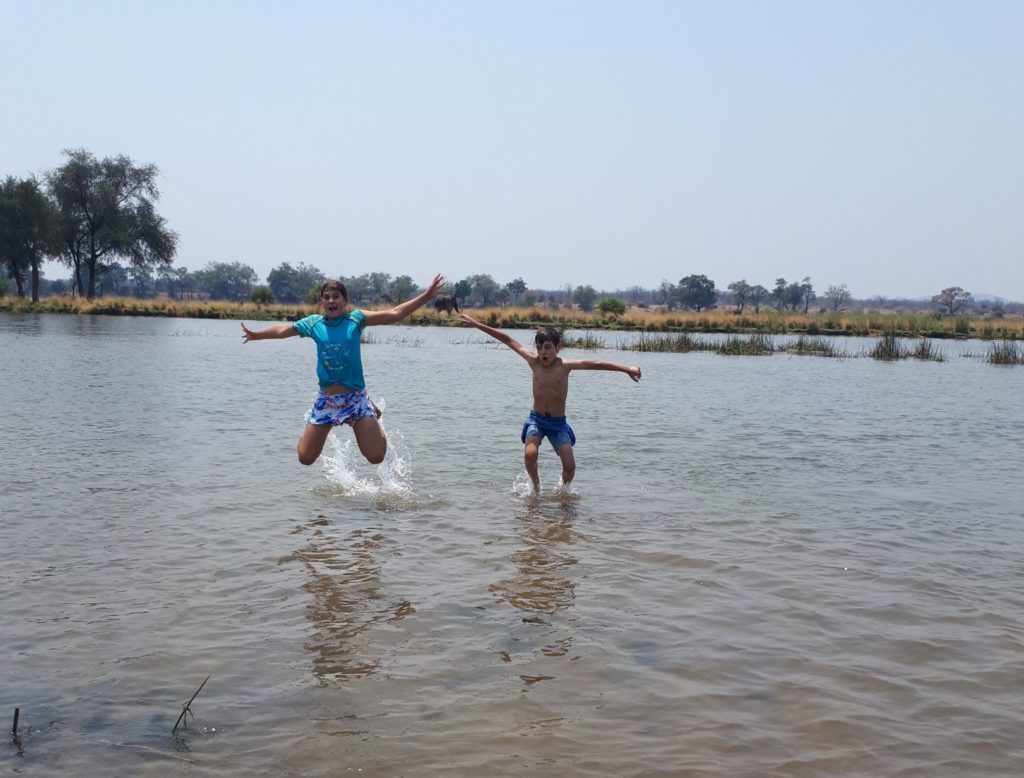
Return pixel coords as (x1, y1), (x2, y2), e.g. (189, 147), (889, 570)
(3, 1), (1022, 300)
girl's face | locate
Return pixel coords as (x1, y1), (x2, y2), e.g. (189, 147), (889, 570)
(320, 290), (347, 318)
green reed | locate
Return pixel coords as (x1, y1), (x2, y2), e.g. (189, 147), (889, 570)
(717, 334), (775, 356)
(562, 332), (605, 350)
(626, 332), (706, 352)
(909, 338), (944, 362)
(987, 340), (1023, 365)
(869, 332), (908, 361)
(780, 335), (846, 358)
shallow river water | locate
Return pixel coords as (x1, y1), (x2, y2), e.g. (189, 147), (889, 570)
(1, 313), (1023, 776)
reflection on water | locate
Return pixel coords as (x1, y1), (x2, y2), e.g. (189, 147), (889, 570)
(279, 520), (414, 683)
(491, 495), (581, 692)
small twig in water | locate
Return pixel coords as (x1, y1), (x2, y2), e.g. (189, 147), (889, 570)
(11, 706), (18, 735)
(172, 674), (211, 734)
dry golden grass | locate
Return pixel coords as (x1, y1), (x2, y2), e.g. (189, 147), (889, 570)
(2, 296), (1022, 339)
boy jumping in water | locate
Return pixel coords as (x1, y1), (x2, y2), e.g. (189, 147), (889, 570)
(242, 274), (444, 466)
(459, 314), (641, 492)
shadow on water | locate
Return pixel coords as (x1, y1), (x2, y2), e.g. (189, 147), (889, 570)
(278, 519), (414, 684)
(490, 490), (582, 693)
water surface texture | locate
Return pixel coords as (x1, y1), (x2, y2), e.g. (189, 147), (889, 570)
(2, 313), (1023, 776)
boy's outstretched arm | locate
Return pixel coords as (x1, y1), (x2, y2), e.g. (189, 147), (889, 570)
(565, 359), (642, 382)
(363, 274), (445, 325)
(241, 322), (298, 342)
(459, 313), (534, 361)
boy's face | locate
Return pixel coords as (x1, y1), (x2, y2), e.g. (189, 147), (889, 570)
(535, 339), (560, 366)
(320, 290), (346, 318)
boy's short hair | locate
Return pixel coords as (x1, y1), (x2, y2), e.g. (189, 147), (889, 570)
(319, 280), (348, 299)
(534, 326), (561, 347)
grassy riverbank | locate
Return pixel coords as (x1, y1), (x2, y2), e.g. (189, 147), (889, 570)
(2, 295), (1022, 340)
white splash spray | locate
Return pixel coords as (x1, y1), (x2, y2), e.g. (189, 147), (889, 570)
(318, 398), (415, 503)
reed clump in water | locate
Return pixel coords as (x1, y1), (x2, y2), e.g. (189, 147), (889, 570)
(562, 332), (605, 350)
(625, 332), (707, 352)
(987, 340), (1023, 365)
(717, 334), (775, 356)
(910, 338), (944, 362)
(780, 335), (845, 358)
(869, 332), (908, 361)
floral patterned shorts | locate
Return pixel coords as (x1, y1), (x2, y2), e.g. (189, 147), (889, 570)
(305, 388), (377, 427)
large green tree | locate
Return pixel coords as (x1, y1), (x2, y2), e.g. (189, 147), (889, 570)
(390, 274), (417, 302)
(267, 261), (325, 303)
(573, 284), (597, 311)
(677, 274), (716, 311)
(931, 286), (973, 316)
(0, 176), (61, 302)
(47, 149), (178, 299)
(193, 261), (258, 300)
(505, 277), (527, 303)
(727, 279), (752, 313)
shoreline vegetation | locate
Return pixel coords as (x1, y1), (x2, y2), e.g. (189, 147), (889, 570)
(3, 295), (1022, 365)
(2, 294), (1023, 340)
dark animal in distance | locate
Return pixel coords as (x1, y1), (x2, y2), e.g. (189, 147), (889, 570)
(433, 295), (460, 315)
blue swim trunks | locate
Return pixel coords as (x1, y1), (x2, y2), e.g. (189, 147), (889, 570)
(521, 411), (576, 450)
(305, 388), (377, 427)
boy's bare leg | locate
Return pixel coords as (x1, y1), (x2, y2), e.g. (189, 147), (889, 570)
(524, 438), (542, 492)
(556, 444), (576, 486)
(297, 423), (333, 466)
(353, 416), (387, 464)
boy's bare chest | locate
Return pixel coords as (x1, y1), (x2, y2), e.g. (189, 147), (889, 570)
(532, 367), (569, 395)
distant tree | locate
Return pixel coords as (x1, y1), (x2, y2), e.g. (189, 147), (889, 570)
(194, 261), (258, 300)
(931, 286), (973, 316)
(47, 149), (178, 299)
(128, 264), (153, 298)
(749, 284), (769, 313)
(390, 274), (417, 302)
(453, 278), (472, 304)
(771, 278), (788, 310)
(797, 276), (814, 314)
(727, 279), (752, 313)
(598, 297), (626, 315)
(825, 283), (851, 312)
(267, 261), (325, 303)
(342, 274), (371, 303)
(677, 274), (716, 311)
(367, 271), (392, 302)
(505, 277), (527, 303)
(0, 175), (61, 302)
(573, 284), (597, 311)
(469, 274), (501, 306)
(156, 263), (193, 300)
(0, 276), (8, 297)
(660, 279), (677, 310)
(250, 285), (274, 304)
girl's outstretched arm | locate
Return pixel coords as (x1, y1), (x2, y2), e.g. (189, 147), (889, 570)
(362, 274), (445, 325)
(241, 322), (298, 342)
(459, 313), (534, 361)
(564, 359), (641, 382)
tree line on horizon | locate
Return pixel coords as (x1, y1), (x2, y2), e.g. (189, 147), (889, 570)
(2, 151), (1015, 318)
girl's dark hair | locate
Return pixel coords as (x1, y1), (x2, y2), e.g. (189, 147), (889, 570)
(319, 280), (348, 299)
(534, 326), (561, 347)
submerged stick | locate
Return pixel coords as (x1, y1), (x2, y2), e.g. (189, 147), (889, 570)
(172, 674), (211, 734)
(11, 706), (18, 735)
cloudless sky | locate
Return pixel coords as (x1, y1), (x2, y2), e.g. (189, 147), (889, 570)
(3, 1), (1022, 300)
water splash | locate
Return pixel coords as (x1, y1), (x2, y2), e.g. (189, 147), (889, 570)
(318, 399), (415, 505)
(510, 472), (582, 504)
